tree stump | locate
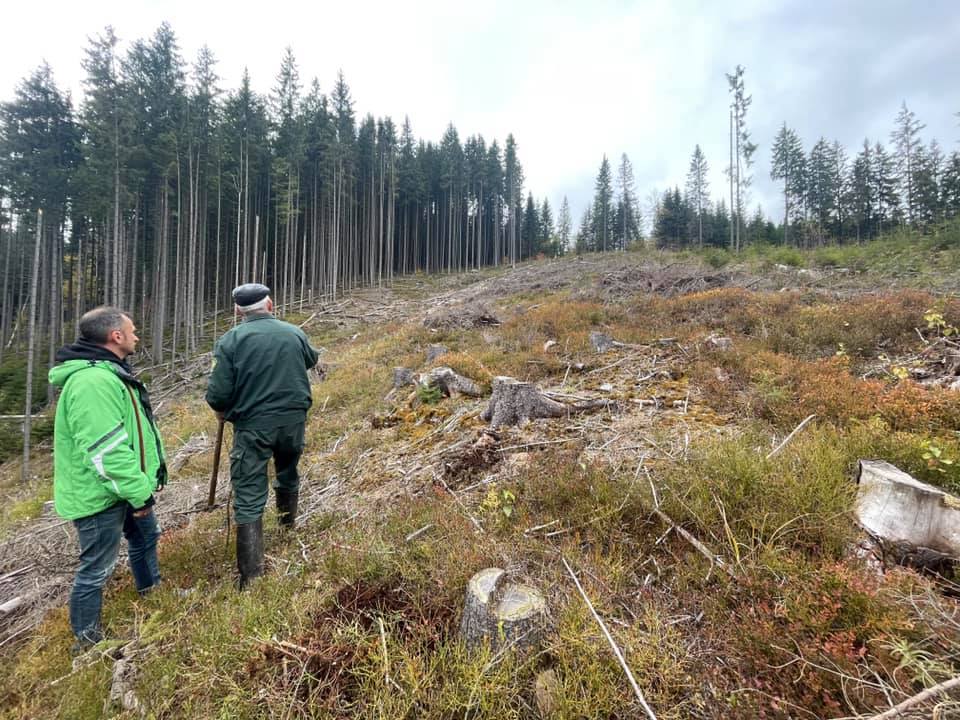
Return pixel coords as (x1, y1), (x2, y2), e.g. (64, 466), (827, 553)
(855, 460), (960, 572)
(590, 331), (614, 353)
(426, 344), (449, 363)
(481, 377), (567, 427)
(420, 366), (483, 397)
(460, 567), (547, 652)
(393, 367), (415, 388)
(481, 376), (618, 428)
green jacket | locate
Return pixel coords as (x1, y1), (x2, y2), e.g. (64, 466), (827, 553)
(49, 359), (166, 520)
(205, 313), (319, 429)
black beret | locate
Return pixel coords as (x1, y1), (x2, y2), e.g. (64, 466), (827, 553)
(232, 283), (271, 307)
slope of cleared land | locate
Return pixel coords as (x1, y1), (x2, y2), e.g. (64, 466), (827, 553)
(2, 235), (960, 719)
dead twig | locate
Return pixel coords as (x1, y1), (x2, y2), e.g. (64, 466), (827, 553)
(562, 556), (658, 720)
(652, 508), (738, 580)
(765, 414), (817, 460)
(856, 675), (960, 720)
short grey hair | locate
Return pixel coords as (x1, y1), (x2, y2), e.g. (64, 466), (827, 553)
(237, 296), (271, 314)
(79, 306), (130, 344)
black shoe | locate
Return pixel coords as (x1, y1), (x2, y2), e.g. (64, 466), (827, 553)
(276, 489), (299, 529)
(236, 518), (264, 589)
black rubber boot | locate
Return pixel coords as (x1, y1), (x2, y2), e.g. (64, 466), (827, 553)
(276, 488), (299, 529)
(236, 518), (264, 589)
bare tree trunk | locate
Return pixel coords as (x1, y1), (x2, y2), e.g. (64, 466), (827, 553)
(22, 210), (43, 484)
(47, 222), (60, 403)
(213, 164), (222, 343)
(74, 231), (83, 337)
(171, 155), (183, 368)
(0, 203), (10, 366)
(129, 198), (139, 319)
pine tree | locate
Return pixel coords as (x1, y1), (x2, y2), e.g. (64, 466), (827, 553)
(910, 140), (942, 229)
(685, 145), (709, 247)
(521, 193), (539, 257)
(849, 140), (875, 241)
(806, 138), (837, 243)
(614, 153), (641, 250)
(591, 155), (614, 252)
(942, 151), (960, 220)
(503, 134), (523, 266)
(575, 206), (594, 254)
(539, 198), (554, 256)
(556, 196), (572, 255)
(890, 102), (925, 226)
(654, 188), (689, 247)
(831, 141), (849, 241)
(872, 142), (899, 235)
(769, 123), (805, 244)
(726, 65), (757, 251)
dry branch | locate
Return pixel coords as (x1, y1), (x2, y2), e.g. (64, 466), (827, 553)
(766, 414), (816, 460)
(860, 675), (960, 720)
(562, 556), (658, 720)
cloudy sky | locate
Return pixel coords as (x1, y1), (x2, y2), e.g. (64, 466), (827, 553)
(3, 0), (959, 226)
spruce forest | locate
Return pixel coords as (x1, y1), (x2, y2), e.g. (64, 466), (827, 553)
(0, 24), (534, 398)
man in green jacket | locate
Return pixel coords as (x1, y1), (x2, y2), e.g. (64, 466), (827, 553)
(206, 284), (319, 587)
(49, 306), (167, 650)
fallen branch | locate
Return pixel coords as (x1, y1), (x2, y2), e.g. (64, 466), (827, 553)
(437, 475), (483, 533)
(652, 508), (738, 580)
(404, 524), (434, 542)
(562, 556), (658, 720)
(859, 674), (960, 720)
(0, 597), (25, 615)
(765, 414), (817, 460)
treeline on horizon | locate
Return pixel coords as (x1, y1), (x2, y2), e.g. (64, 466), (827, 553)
(0, 22), (553, 394)
(575, 66), (960, 251)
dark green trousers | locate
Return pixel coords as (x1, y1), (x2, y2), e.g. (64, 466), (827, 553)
(229, 422), (305, 524)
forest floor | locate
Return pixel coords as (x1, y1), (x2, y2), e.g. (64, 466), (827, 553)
(2, 232), (960, 719)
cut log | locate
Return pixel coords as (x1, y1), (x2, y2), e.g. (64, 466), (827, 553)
(481, 376), (617, 428)
(106, 657), (140, 713)
(420, 366), (483, 397)
(460, 567), (546, 652)
(706, 334), (733, 351)
(0, 596), (25, 615)
(426, 344), (449, 363)
(855, 460), (960, 572)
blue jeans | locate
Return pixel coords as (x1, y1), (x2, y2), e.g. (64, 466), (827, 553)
(70, 502), (161, 645)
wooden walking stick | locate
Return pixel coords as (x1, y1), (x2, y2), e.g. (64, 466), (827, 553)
(207, 418), (225, 509)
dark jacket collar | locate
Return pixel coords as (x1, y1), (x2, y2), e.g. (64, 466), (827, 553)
(242, 311), (274, 323)
(55, 338), (132, 373)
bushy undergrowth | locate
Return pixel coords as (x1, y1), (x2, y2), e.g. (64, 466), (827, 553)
(685, 220), (960, 277)
(658, 425), (857, 563)
(5, 242), (960, 718)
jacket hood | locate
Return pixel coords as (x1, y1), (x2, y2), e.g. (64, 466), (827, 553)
(48, 358), (119, 388)
(49, 339), (134, 389)
(55, 338), (129, 367)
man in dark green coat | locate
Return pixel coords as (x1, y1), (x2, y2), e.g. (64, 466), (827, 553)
(206, 284), (319, 587)
(50, 307), (167, 650)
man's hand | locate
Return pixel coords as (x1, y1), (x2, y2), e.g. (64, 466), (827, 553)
(156, 464), (168, 492)
(132, 507), (153, 518)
